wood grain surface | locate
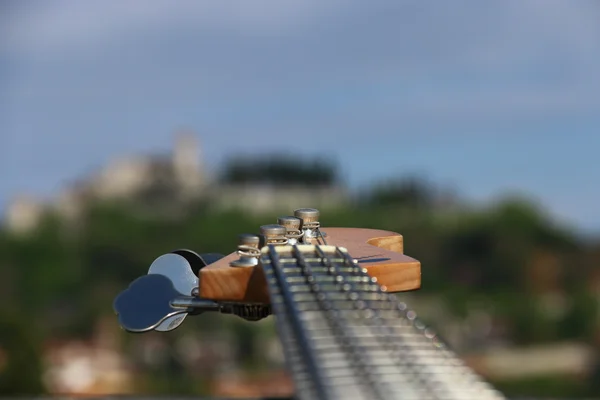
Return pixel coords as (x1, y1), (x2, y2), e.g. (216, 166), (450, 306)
(198, 227), (421, 303)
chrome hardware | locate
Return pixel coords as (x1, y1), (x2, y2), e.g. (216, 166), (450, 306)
(113, 273), (271, 332)
(148, 252), (199, 296)
(113, 274), (220, 333)
(115, 252), (212, 332)
(148, 250), (223, 330)
(230, 234), (261, 267)
(294, 208), (320, 229)
(113, 251), (272, 332)
(147, 252), (201, 331)
(294, 208), (326, 243)
(277, 216), (304, 245)
(260, 224), (289, 245)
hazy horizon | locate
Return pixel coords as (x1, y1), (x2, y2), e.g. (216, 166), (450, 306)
(2, 1), (598, 232)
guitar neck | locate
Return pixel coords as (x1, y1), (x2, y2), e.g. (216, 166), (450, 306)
(260, 244), (506, 400)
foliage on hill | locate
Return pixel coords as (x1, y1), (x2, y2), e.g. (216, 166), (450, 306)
(220, 155), (338, 185)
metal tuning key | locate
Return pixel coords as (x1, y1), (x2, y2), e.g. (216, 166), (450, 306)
(294, 208), (326, 243)
(113, 274), (186, 333)
(230, 234), (261, 267)
(277, 216), (304, 245)
(114, 244), (273, 333)
(147, 251), (202, 331)
(113, 270), (220, 333)
(260, 224), (289, 245)
(114, 252), (222, 332)
(148, 251), (200, 296)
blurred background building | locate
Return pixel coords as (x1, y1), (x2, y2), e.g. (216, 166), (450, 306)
(4, 131), (348, 234)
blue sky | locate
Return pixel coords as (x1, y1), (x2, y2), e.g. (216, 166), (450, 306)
(1, 0), (599, 232)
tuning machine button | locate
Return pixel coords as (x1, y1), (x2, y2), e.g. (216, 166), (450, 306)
(148, 252), (199, 296)
(230, 234), (261, 267)
(147, 252), (201, 331)
(113, 271), (221, 333)
(113, 251), (224, 333)
(260, 224), (289, 245)
(294, 208), (325, 242)
(113, 273), (191, 333)
(277, 216), (303, 245)
(114, 251), (223, 333)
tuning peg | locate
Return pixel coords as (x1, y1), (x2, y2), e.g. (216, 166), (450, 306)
(148, 252), (197, 331)
(113, 272), (221, 333)
(148, 252), (199, 296)
(230, 234), (261, 268)
(148, 251), (224, 331)
(114, 252), (222, 333)
(113, 274), (190, 333)
(113, 248), (267, 332)
(294, 208), (323, 241)
(277, 216), (303, 245)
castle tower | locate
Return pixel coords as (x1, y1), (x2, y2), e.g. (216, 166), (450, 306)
(172, 130), (204, 194)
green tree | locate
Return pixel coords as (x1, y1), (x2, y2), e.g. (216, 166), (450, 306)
(0, 311), (45, 395)
(221, 155), (338, 185)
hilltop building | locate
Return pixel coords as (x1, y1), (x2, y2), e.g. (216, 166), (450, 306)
(3, 131), (347, 234)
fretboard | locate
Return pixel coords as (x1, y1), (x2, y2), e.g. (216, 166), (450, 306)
(260, 244), (506, 400)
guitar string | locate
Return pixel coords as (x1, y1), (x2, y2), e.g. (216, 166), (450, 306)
(261, 244), (506, 400)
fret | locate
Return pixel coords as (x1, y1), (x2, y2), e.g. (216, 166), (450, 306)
(261, 244), (506, 400)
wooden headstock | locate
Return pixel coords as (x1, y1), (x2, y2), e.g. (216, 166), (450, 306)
(113, 210), (508, 400)
(113, 208), (422, 332)
(199, 227), (421, 304)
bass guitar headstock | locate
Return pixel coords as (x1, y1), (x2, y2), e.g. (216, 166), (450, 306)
(113, 208), (421, 333)
(112, 208), (510, 400)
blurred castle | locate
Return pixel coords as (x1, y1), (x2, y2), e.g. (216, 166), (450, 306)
(4, 131), (347, 234)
